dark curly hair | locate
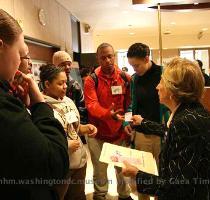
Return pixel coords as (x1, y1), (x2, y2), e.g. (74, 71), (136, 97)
(39, 64), (65, 89)
(127, 43), (150, 59)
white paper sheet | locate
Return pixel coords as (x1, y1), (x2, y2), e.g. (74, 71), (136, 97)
(99, 142), (158, 175)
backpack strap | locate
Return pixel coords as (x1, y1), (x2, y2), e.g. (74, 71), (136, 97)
(120, 71), (129, 88)
(90, 72), (98, 88)
(90, 71), (129, 89)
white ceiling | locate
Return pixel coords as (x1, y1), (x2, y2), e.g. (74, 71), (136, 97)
(57, 0), (210, 37)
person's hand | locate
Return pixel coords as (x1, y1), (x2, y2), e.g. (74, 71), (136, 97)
(12, 71), (30, 106)
(79, 124), (97, 137)
(124, 124), (133, 136)
(15, 84), (30, 106)
(108, 103), (125, 121)
(68, 140), (80, 152)
(122, 161), (139, 178)
(21, 73), (45, 106)
(110, 109), (125, 121)
(131, 115), (144, 126)
(12, 71), (44, 106)
(85, 124), (97, 137)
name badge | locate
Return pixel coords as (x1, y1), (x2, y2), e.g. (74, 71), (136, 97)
(65, 111), (78, 124)
(111, 86), (122, 95)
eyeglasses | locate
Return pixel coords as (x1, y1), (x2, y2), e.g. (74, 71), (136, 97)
(20, 55), (30, 60)
(20, 55), (32, 67)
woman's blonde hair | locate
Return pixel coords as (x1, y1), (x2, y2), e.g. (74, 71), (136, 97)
(162, 57), (204, 103)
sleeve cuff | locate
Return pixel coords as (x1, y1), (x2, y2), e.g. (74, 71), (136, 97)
(123, 121), (129, 127)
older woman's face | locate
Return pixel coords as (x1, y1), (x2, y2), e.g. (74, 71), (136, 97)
(0, 33), (26, 81)
(156, 78), (171, 106)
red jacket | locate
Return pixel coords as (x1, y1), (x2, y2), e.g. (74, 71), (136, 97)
(84, 66), (131, 142)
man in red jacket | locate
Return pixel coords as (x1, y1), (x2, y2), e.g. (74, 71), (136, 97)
(84, 43), (133, 200)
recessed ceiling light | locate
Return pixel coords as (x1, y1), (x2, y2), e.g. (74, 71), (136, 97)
(194, 2), (199, 5)
(170, 22), (176, 25)
(129, 32), (135, 35)
(202, 28), (208, 31)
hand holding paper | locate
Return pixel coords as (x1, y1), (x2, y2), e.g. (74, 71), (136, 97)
(122, 161), (139, 178)
(131, 115), (144, 125)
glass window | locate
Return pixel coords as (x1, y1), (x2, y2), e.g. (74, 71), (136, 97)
(195, 49), (209, 75)
(180, 50), (194, 61)
(117, 51), (135, 75)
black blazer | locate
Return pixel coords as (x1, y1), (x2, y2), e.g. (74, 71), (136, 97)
(135, 102), (210, 200)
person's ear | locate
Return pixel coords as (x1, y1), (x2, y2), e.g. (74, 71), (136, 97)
(145, 56), (150, 63)
(0, 40), (4, 53)
(44, 80), (50, 89)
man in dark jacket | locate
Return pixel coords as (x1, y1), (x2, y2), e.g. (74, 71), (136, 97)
(124, 43), (162, 200)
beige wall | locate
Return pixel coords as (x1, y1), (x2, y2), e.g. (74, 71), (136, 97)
(80, 23), (94, 53)
(94, 32), (210, 67)
(0, 0), (72, 53)
(93, 33), (210, 52)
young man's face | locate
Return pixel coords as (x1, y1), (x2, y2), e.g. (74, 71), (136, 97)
(128, 56), (149, 76)
(58, 61), (72, 76)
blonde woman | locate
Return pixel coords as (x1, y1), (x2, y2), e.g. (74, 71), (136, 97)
(123, 58), (210, 200)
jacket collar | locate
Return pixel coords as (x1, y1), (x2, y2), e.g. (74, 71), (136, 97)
(172, 101), (203, 121)
(96, 65), (121, 80)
